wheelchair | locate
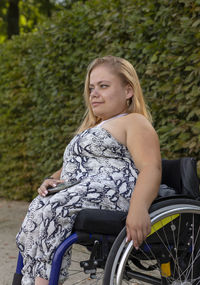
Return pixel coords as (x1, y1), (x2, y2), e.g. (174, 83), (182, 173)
(12, 157), (200, 285)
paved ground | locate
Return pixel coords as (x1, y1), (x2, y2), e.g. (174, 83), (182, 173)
(0, 199), (29, 285)
(0, 199), (100, 285)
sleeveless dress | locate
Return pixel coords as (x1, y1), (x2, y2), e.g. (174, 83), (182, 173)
(16, 124), (139, 284)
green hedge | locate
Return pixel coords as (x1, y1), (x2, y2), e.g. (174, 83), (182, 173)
(0, 0), (199, 200)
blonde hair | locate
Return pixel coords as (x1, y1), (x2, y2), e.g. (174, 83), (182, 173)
(77, 55), (152, 133)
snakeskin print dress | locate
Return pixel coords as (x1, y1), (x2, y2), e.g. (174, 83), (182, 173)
(16, 124), (139, 284)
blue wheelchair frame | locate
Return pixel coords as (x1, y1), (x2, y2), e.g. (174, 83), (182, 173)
(12, 157), (200, 285)
(15, 233), (78, 285)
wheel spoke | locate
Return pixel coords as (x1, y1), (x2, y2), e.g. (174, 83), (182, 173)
(103, 202), (200, 285)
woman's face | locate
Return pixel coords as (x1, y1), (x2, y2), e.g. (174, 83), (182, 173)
(89, 65), (133, 121)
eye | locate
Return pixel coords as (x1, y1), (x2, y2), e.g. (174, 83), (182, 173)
(89, 87), (94, 93)
(100, 84), (109, 88)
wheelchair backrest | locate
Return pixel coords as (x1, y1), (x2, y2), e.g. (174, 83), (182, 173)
(161, 157), (200, 198)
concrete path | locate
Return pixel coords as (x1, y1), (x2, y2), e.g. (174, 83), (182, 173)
(0, 199), (100, 285)
(0, 199), (29, 285)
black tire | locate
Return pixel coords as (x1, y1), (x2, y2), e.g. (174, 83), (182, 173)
(103, 198), (200, 285)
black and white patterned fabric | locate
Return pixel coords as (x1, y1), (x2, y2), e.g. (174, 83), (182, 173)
(16, 125), (139, 284)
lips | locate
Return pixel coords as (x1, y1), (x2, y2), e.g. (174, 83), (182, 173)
(91, 102), (103, 107)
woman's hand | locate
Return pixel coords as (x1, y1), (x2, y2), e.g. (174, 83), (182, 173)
(126, 205), (151, 249)
(37, 178), (64, 197)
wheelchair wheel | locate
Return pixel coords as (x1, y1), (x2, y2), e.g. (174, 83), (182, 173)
(103, 199), (200, 285)
(64, 244), (104, 285)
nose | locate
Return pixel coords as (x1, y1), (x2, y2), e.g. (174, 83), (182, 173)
(90, 87), (99, 98)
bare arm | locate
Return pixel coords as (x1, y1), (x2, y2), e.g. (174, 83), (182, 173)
(37, 167), (64, 197)
(48, 168), (62, 180)
(125, 114), (161, 248)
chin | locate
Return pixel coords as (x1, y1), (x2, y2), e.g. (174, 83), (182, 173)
(92, 109), (101, 116)
(93, 112), (104, 120)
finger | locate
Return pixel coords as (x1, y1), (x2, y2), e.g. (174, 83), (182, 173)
(126, 227), (131, 242)
(38, 187), (47, 197)
(138, 226), (150, 246)
(42, 181), (57, 190)
(45, 179), (65, 187)
(129, 229), (139, 250)
(136, 230), (144, 247)
(57, 179), (65, 183)
(142, 220), (151, 239)
(44, 179), (56, 185)
(38, 179), (63, 197)
(38, 183), (52, 196)
(144, 225), (151, 239)
(147, 223), (151, 235)
(126, 222), (133, 242)
(133, 228), (145, 249)
(133, 236), (139, 250)
(39, 185), (50, 195)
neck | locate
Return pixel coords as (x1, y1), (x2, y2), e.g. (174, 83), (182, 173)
(101, 112), (128, 121)
(98, 113), (128, 127)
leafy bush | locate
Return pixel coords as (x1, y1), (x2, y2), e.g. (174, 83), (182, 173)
(0, 0), (199, 200)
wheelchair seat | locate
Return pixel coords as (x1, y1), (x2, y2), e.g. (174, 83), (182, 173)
(74, 208), (127, 236)
(73, 157), (200, 237)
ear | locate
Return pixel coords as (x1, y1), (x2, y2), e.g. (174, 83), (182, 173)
(125, 84), (134, 100)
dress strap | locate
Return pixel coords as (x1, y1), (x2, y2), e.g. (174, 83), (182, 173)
(98, 113), (128, 127)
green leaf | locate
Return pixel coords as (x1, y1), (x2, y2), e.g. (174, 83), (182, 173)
(192, 122), (200, 135)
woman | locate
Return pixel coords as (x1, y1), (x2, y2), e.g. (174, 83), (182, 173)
(16, 55), (161, 285)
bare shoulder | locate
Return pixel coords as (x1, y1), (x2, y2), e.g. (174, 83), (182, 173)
(124, 113), (161, 170)
(124, 113), (155, 133)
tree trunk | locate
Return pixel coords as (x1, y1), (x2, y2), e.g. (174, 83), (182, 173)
(39, 0), (52, 18)
(7, 0), (20, 39)
(45, 0), (52, 18)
